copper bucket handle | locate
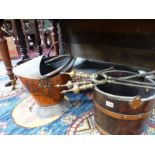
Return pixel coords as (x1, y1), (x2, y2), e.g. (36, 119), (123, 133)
(47, 41), (71, 57)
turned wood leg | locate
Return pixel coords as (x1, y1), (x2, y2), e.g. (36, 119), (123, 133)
(44, 33), (49, 48)
(34, 20), (43, 55)
(0, 27), (16, 89)
(50, 20), (59, 55)
(13, 19), (30, 65)
(11, 20), (20, 52)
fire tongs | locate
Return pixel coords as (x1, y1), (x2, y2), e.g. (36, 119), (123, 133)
(55, 67), (155, 94)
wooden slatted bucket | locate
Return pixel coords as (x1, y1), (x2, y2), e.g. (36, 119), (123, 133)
(93, 70), (155, 135)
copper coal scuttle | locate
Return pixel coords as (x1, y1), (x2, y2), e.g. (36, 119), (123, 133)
(13, 42), (74, 118)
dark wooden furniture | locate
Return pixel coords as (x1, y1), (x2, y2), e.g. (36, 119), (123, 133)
(0, 19), (60, 89)
(59, 19), (155, 70)
(2, 19), (60, 57)
(23, 19), (43, 55)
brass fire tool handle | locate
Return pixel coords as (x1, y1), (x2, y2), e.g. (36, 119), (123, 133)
(58, 67), (114, 94)
(61, 83), (95, 94)
(58, 70), (99, 94)
(61, 70), (98, 79)
(55, 80), (91, 89)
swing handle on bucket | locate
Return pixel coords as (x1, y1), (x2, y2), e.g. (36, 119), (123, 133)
(47, 41), (71, 57)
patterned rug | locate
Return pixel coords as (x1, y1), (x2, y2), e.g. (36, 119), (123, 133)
(0, 61), (155, 135)
(0, 84), (93, 135)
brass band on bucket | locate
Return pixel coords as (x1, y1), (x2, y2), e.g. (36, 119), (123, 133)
(95, 123), (110, 135)
(94, 100), (151, 121)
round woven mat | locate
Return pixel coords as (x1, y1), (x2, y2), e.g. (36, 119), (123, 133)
(12, 96), (63, 128)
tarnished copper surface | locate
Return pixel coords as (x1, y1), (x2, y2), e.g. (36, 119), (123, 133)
(19, 74), (70, 107)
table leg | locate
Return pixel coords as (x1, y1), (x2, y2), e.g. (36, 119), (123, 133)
(13, 19), (30, 65)
(50, 20), (59, 55)
(34, 20), (43, 55)
(0, 27), (16, 89)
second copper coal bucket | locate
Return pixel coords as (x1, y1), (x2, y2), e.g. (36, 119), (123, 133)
(14, 42), (74, 117)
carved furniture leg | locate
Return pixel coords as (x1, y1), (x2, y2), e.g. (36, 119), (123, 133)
(50, 20), (59, 55)
(13, 19), (30, 65)
(34, 20), (43, 55)
(0, 27), (16, 89)
(11, 20), (20, 52)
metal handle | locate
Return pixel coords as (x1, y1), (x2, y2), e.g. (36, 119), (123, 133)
(41, 41), (72, 79)
(129, 96), (143, 110)
(47, 41), (70, 57)
(43, 55), (72, 79)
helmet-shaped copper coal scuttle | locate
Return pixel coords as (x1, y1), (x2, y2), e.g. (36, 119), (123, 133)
(14, 42), (74, 118)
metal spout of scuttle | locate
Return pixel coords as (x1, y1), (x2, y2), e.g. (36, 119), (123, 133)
(13, 56), (44, 79)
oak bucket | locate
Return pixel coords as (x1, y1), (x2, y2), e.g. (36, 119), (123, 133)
(93, 70), (155, 135)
